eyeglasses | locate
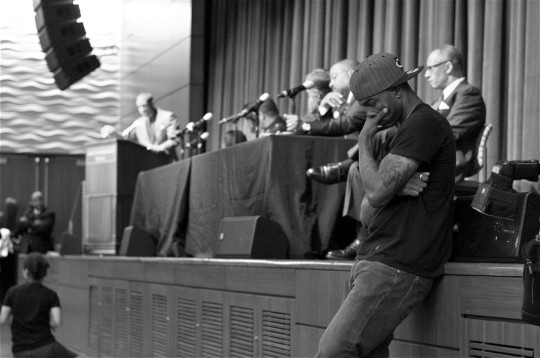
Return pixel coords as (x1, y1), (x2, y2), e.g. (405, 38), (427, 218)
(426, 61), (448, 72)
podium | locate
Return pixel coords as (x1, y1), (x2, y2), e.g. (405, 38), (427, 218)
(83, 139), (171, 254)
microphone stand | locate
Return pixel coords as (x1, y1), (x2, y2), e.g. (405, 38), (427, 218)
(289, 97), (296, 115)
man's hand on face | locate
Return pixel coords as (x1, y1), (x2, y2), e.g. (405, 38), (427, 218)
(360, 107), (388, 140)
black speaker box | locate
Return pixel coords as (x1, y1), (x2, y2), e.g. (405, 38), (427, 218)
(452, 193), (540, 262)
(120, 226), (156, 257)
(59, 232), (82, 255)
(216, 216), (288, 259)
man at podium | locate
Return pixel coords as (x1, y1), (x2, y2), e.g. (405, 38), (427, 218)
(102, 92), (181, 157)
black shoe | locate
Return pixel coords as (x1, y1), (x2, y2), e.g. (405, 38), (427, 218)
(325, 238), (360, 260)
(307, 162), (348, 184)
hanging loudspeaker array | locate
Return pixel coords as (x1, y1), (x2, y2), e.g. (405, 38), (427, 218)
(33, 0), (100, 90)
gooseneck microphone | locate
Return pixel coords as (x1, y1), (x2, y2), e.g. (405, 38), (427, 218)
(185, 132), (209, 148)
(186, 112), (213, 132)
(219, 93), (270, 124)
(277, 80), (314, 98)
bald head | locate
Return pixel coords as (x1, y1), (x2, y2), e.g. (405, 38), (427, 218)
(329, 59), (359, 95)
(136, 92), (157, 118)
(30, 191), (44, 210)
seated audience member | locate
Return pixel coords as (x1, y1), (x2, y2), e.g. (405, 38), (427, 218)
(1, 253), (77, 358)
(0, 197), (19, 303)
(15, 191), (55, 254)
(258, 98), (286, 134)
(316, 52), (455, 358)
(101, 92), (181, 157)
(223, 129), (247, 147)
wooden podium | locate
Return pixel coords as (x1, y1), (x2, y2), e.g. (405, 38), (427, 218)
(83, 139), (171, 254)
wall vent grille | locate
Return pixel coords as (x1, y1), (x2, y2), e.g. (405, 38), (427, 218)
(114, 288), (129, 357)
(129, 291), (144, 357)
(177, 298), (197, 358)
(151, 294), (169, 357)
(262, 310), (291, 358)
(100, 286), (114, 357)
(201, 301), (224, 357)
(230, 306), (255, 357)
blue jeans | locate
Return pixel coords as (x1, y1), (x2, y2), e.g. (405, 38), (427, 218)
(316, 260), (434, 358)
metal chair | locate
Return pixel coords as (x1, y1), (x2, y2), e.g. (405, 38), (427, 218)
(454, 123), (493, 196)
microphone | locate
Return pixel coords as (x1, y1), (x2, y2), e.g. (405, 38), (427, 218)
(121, 120), (140, 137)
(277, 80), (314, 98)
(219, 93), (270, 124)
(186, 112), (213, 132)
(185, 132), (209, 148)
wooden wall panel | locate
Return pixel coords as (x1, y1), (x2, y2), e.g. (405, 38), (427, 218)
(460, 276), (523, 320)
(389, 340), (462, 358)
(394, 276), (461, 348)
(295, 269), (349, 327)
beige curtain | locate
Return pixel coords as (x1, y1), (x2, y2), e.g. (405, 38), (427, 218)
(207, 0), (540, 184)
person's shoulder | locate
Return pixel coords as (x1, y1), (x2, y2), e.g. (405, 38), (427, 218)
(456, 80), (482, 96)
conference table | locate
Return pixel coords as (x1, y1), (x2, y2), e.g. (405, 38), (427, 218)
(130, 135), (356, 258)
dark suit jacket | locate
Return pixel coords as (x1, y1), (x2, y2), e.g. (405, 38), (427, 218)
(308, 98), (366, 136)
(437, 80), (486, 178)
(16, 208), (55, 254)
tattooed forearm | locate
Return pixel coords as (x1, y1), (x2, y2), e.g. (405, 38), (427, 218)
(379, 155), (414, 192)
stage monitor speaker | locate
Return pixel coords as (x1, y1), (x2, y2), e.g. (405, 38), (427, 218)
(452, 193), (540, 263)
(120, 226), (155, 257)
(33, 0), (100, 90)
(59, 232), (82, 255)
(216, 216), (288, 259)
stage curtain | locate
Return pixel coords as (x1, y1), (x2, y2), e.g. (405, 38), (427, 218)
(206, 0), (540, 187)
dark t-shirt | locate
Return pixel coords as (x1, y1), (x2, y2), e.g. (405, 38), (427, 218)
(3, 282), (60, 353)
(356, 104), (456, 277)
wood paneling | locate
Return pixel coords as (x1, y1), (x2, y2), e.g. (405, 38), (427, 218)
(389, 340), (462, 358)
(394, 276), (461, 348)
(41, 257), (540, 358)
(460, 276), (523, 320)
(462, 318), (540, 357)
(295, 269), (350, 327)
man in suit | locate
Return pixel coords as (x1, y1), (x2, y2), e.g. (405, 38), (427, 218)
(16, 192), (55, 254)
(123, 92), (181, 156)
(425, 44), (486, 182)
(285, 59), (366, 138)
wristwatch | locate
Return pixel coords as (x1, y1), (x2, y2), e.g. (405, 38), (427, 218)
(301, 122), (311, 134)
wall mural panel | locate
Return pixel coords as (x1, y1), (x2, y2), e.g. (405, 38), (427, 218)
(0, 1), (120, 155)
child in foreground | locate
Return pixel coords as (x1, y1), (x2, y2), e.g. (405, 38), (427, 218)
(0, 252), (76, 358)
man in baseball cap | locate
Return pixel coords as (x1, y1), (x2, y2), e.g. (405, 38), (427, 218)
(316, 53), (456, 357)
